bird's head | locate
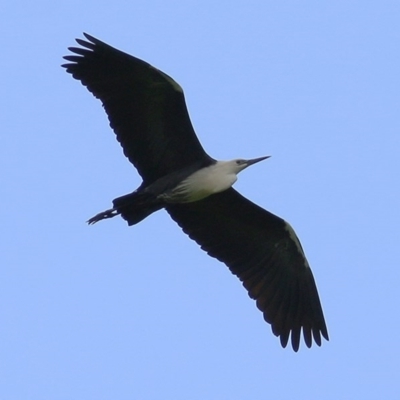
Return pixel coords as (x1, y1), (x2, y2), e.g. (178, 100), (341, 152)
(229, 156), (270, 174)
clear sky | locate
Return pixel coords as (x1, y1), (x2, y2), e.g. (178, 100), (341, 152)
(2, 1), (399, 399)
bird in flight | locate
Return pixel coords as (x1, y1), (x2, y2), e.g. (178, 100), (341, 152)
(62, 33), (328, 351)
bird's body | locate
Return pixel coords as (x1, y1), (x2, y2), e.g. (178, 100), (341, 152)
(163, 160), (240, 203)
(63, 34), (329, 351)
(88, 158), (268, 224)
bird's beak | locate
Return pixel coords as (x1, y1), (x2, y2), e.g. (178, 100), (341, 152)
(245, 156), (270, 167)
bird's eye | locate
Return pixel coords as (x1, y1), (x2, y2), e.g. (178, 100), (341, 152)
(236, 160), (242, 165)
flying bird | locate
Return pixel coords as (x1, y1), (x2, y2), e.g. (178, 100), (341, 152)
(62, 33), (328, 351)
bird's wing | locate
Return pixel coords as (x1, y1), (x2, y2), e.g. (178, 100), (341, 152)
(167, 188), (328, 351)
(62, 33), (212, 184)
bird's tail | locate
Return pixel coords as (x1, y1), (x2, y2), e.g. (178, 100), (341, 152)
(87, 191), (163, 226)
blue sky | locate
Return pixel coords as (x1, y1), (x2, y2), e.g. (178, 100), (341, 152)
(2, 1), (399, 399)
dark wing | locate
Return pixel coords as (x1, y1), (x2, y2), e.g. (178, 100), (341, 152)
(62, 33), (212, 184)
(167, 188), (328, 351)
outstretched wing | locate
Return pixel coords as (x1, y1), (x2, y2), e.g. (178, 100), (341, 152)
(167, 188), (329, 351)
(62, 33), (213, 184)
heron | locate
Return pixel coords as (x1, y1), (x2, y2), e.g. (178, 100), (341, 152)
(62, 33), (329, 351)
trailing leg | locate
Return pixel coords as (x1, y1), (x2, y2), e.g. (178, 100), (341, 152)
(87, 208), (119, 224)
(87, 190), (164, 226)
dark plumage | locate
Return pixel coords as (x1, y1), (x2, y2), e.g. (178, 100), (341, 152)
(62, 33), (328, 351)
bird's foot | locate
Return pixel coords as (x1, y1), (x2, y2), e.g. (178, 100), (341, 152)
(87, 208), (119, 225)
